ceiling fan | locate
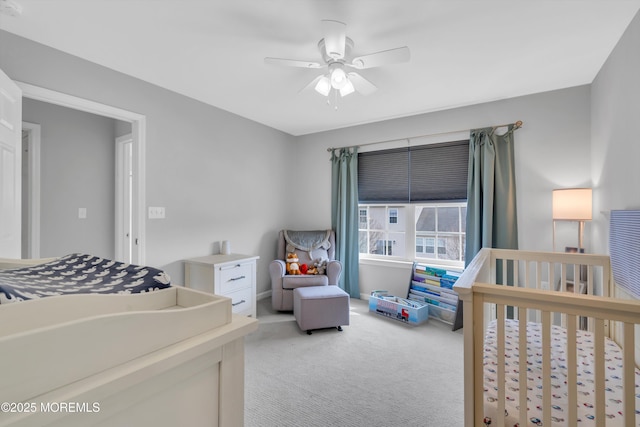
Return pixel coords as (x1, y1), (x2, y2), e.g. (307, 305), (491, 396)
(264, 20), (410, 100)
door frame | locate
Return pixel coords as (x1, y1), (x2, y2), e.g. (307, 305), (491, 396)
(115, 133), (133, 262)
(17, 81), (147, 264)
(21, 121), (41, 258)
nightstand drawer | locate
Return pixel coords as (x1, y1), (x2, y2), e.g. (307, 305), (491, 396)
(227, 287), (252, 314)
(184, 253), (258, 317)
(220, 262), (253, 294)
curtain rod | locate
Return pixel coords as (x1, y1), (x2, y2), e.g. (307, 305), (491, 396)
(326, 120), (523, 152)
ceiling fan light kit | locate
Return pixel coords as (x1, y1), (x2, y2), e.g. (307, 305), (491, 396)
(265, 19), (410, 105)
(314, 76), (331, 96)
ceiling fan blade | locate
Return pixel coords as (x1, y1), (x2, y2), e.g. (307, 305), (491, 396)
(347, 72), (377, 96)
(264, 57), (322, 68)
(349, 46), (410, 69)
(321, 20), (346, 59)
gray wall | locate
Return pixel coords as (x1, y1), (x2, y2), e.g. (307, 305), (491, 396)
(591, 10), (640, 257)
(1, 30), (295, 294)
(23, 98), (119, 258)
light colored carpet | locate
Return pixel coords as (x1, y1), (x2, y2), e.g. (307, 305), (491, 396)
(244, 297), (464, 427)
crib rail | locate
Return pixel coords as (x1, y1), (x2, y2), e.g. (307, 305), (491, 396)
(472, 284), (640, 427)
(453, 248), (637, 427)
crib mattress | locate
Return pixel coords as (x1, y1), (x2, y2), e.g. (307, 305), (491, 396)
(483, 319), (640, 426)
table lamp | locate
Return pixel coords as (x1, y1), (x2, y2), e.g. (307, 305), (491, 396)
(552, 188), (592, 252)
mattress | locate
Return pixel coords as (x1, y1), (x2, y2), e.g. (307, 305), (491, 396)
(483, 319), (640, 426)
(0, 253), (171, 303)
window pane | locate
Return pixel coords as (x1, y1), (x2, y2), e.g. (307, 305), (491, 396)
(389, 208), (398, 224)
(388, 232), (405, 258)
(440, 236), (462, 260)
(368, 231), (385, 254)
(389, 206), (404, 230)
(462, 236), (466, 261)
(416, 207), (435, 232)
(461, 206), (467, 232)
(359, 209), (367, 228)
(359, 231), (368, 254)
(437, 207), (459, 232)
(369, 207), (386, 229)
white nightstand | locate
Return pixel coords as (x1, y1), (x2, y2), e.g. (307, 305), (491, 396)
(184, 254), (259, 317)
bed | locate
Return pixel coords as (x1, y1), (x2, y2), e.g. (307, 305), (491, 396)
(454, 247), (640, 427)
(0, 255), (258, 427)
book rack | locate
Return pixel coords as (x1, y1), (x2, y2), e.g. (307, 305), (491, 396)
(408, 262), (461, 325)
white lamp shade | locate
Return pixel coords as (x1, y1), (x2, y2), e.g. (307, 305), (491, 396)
(552, 188), (592, 221)
(314, 76), (331, 96)
(339, 79), (355, 97)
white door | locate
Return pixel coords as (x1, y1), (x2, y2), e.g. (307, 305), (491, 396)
(0, 67), (22, 258)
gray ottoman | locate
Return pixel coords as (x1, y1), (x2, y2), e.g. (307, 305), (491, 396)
(293, 285), (350, 335)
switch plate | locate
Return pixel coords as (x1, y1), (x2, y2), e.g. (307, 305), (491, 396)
(78, 208), (87, 219)
(148, 207), (165, 219)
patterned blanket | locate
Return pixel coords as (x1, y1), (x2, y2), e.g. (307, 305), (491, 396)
(0, 253), (171, 304)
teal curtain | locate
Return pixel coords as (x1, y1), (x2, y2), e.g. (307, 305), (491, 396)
(453, 125), (519, 330)
(465, 125), (519, 265)
(331, 147), (360, 298)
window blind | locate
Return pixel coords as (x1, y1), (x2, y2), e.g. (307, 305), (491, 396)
(358, 140), (469, 203)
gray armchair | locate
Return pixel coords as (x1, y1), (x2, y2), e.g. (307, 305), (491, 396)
(269, 230), (343, 311)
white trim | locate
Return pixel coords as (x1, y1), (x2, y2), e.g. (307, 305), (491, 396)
(17, 81), (147, 263)
(115, 134), (133, 262)
(21, 122), (41, 258)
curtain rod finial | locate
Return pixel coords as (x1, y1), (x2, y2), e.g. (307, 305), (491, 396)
(515, 120), (523, 128)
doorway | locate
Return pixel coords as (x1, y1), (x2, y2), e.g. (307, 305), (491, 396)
(17, 81), (147, 264)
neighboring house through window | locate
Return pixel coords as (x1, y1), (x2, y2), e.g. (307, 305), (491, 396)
(358, 140), (468, 265)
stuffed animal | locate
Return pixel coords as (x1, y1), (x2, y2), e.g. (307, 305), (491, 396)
(313, 258), (328, 275)
(286, 252), (301, 275)
(299, 263), (308, 274)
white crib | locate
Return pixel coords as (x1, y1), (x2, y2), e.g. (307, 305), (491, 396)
(454, 248), (640, 427)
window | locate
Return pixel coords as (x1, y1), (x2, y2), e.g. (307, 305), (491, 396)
(359, 206), (406, 258)
(389, 208), (398, 224)
(359, 202), (466, 263)
(358, 140), (469, 265)
(415, 203), (466, 261)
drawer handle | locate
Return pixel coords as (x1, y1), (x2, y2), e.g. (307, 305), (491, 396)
(232, 299), (246, 307)
(229, 275), (246, 281)
(220, 263), (244, 271)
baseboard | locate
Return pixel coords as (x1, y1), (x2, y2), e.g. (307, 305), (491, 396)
(257, 290), (272, 301)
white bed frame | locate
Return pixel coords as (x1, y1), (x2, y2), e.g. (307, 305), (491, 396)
(454, 248), (640, 427)
(0, 259), (257, 427)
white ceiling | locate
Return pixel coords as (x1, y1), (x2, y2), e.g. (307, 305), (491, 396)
(1, 1), (639, 136)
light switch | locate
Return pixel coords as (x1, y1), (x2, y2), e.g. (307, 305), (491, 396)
(148, 207), (166, 219)
(78, 208), (87, 219)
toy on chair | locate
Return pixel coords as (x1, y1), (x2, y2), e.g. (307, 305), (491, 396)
(286, 252), (301, 275)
